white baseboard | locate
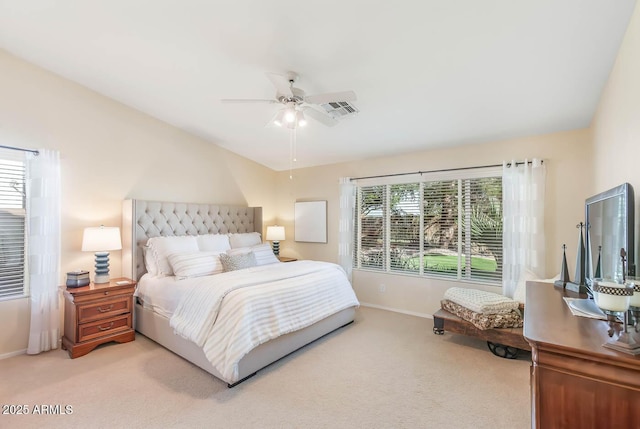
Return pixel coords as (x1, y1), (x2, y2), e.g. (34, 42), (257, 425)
(359, 302), (433, 319)
(0, 338), (61, 360)
(0, 349), (27, 360)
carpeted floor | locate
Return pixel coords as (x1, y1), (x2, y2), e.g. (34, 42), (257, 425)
(0, 306), (531, 428)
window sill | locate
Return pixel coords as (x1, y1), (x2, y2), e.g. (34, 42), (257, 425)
(0, 294), (29, 303)
(353, 268), (502, 288)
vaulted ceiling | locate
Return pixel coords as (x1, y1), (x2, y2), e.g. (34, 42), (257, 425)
(0, 1), (636, 170)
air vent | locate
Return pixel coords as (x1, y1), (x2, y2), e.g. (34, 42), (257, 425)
(320, 101), (359, 119)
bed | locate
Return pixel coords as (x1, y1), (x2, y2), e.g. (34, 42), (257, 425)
(122, 199), (358, 387)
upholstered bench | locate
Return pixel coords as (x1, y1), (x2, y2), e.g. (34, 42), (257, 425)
(433, 287), (530, 358)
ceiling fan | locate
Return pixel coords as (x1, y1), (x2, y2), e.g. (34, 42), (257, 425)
(221, 72), (358, 128)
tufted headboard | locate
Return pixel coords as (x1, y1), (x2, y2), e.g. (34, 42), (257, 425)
(122, 199), (263, 280)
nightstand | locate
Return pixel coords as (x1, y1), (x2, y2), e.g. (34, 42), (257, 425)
(61, 277), (136, 358)
(278, 256), (297, 263)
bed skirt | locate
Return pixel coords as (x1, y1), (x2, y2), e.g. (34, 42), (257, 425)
(134, 302), (356, 386)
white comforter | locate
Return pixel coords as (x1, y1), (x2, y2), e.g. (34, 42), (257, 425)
(169, 260), (359, 383)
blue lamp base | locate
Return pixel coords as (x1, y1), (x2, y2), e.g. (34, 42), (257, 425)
(94, 251), (111, 284)
(271, 241), (280, 256)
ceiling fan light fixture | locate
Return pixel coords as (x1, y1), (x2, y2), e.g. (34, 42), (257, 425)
(223, 71), (357, 131)
(296, 111), (307, 127)
(284, 108), (296, 124)
(273, 109), (286, 127)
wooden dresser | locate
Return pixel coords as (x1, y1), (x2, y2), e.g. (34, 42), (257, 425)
(524, 281), (640, 428)
(62, 277), (136, 358)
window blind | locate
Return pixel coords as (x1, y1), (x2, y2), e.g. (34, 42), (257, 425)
(355, 170), (503, 285)
(389, 183), (421, 273)
(357, 185), (386, 270)
(0, 151), (27, 299)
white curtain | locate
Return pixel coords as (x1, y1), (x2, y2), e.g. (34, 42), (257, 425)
(502, 159), (545, 298)
(26, 149), (61, 355)
(338, 177), (356, 282)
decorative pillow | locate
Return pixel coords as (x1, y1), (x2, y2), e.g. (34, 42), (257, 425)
(220, 252), (257, 272)
(228, 232), (262, 249)
(168, 251), (223, 279)
(226, 243), (279, 266)
(197, 234), (231, 252)
(441, 299), (523, 330)
(443, 287), (519, 315)
(146, 236), (199, 277)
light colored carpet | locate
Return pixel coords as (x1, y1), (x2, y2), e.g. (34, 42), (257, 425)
(0, 307), (531, 428)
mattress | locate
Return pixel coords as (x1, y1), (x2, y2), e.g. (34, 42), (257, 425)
(135, 274), (191, 318)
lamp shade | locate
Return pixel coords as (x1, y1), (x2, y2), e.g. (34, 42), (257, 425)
(296, 110), (307, 127)
(273, 109), (286, 127)
(266, 226), (285, 241)
(81, 226), (122, 252)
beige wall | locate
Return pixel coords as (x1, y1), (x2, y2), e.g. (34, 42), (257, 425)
(0, 50), (278, 356)
(276, 129), (593, 316)
(592, 3), (640, 265)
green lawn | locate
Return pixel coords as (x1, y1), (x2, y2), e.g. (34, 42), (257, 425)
(404, 253), (497, 272)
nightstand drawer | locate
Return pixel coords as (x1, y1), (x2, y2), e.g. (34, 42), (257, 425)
(78, 314), (132, 343)
(77, 296), (131, 323)
(71, 285), (136, 304)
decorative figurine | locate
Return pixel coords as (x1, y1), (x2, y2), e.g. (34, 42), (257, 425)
(566, 222), (589, 294)
(554, 244), (571, 289)
(594, 245), (602, 279)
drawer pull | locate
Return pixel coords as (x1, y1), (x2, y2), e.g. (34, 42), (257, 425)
(97, 304), (114, 313)
(98, 322), (114, 331)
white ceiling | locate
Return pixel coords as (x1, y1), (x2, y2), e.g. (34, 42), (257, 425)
(0, 1), (636, 171)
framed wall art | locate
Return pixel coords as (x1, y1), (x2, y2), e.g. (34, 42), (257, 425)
(294, 200), (327, 243)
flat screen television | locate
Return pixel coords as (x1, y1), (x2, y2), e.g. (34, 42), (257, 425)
(585, 183), (635, 287)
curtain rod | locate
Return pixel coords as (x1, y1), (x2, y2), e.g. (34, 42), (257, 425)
(350, 159), (543, 181)
(0, 144), (39, 156)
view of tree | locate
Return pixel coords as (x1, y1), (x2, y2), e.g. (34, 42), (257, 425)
(356, 176), (503, 283)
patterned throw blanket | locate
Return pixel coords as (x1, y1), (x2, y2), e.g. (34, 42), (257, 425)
(170, 260), (359, 383)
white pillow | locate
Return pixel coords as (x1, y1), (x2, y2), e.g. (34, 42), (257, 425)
(228, 232), (262, 249)
(168, 251), (223, 279)
(443, 287), (518, 314)
(146, 236), (199, 277)
(227, 243), (279, 266)
(143, 245), (158, 276)
(197, 234), (231, 252)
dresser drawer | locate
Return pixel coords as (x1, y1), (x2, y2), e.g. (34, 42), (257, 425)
(77, 296), (131, 323)
(78, 314), (132, 343)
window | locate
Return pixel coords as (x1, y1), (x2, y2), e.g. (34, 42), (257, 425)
(0, 149), (27, 299)
(355, 168), (503, 284)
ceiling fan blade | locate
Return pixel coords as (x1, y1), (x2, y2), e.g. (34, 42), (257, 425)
(221, 99), (277, 104)
(304, 107), (338, 127)
(305, 90), (357, 105)
(265, 72), (293, 98)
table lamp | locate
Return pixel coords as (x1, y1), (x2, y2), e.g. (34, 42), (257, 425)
(82, 225), (122, 284)
(266, 225), (285, 256)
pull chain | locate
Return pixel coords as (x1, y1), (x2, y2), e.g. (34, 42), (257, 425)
(289, 128), (297, 180)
